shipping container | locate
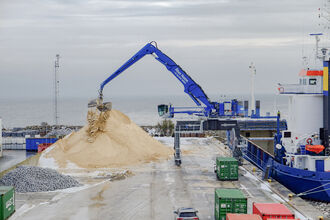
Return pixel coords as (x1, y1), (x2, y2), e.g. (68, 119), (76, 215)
(25, 138), (57, 151)
(253, 203), (295, 220)
(268, 219), (300, 220)
(215, 188), (247, 220)
(227, 214), (262, 220)
(216, 157), (238, 180)
(0, 186), (15, 220)
(38, 143), (53, 153)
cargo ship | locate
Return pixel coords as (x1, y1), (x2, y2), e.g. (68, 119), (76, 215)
(228, 35), (330, 202)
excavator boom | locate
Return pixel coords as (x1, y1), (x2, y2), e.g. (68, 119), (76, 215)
(89, 42), (215, 116)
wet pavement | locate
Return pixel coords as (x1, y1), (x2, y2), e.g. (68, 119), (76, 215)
(8, 138), (323, 220)
(0, 150), (35, 173)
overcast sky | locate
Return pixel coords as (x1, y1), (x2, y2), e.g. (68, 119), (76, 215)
(0, 0), (327, 100)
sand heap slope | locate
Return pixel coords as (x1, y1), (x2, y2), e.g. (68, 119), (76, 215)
(44, 110), (172, 168)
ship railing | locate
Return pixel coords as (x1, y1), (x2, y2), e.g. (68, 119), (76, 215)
(240, 136), (274, 171)
(277, 83), (322, 94)
(238, 120), (287, 131)
(175, 120), (203, 134)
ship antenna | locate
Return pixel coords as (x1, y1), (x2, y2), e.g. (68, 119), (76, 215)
(310, 33), (324, 67)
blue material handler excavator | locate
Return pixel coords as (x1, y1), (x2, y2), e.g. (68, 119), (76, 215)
(88, 41), (244, 118)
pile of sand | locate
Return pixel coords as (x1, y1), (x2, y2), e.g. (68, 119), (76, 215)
(86, 110), (110, 143)
(43, 110), (172, 168)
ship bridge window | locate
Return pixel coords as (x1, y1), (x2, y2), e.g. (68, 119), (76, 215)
(303, 78), (307, 85)
(309, 78), (317, 85)
(284, 131), (291, 138)
(300, 79), (302, 85)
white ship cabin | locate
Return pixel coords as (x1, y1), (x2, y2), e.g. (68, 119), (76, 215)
(281, 130), (330, 172)
(276, 69), (330, 172)
(277, 69), (323, 94)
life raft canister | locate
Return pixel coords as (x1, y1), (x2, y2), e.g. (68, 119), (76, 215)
(305, 145), (325, 154)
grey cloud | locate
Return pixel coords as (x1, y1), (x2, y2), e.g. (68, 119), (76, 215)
(0, 0), (326, 100)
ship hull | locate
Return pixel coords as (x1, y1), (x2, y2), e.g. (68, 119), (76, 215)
(227, 122), (330, 202)
(271, 161), (330, 202)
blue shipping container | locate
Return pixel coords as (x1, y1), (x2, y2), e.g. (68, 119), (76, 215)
(25, 138), (57, 151)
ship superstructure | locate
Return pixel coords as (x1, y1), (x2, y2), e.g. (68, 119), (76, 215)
(276, 68), (329, 172)
(227, 34), (330, 202)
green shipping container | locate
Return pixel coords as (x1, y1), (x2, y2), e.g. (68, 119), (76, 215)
(0, 186), (15, 220)
(214, 188), (247, 220)
(216, 157), (238, 180)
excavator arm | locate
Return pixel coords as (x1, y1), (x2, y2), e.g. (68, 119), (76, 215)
(93, 42), (216, 116)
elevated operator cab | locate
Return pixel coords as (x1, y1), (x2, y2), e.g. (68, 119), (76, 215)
(158, 104), (173, 118)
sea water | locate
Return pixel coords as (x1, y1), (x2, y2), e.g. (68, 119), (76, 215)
(0, 94), (288, 128)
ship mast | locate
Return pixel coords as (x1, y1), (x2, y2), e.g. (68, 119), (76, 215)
(309, 33), (325, 67)
(317, 0), (330, 61)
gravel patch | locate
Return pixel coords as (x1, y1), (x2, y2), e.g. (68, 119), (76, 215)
(0, 166), (81, 192)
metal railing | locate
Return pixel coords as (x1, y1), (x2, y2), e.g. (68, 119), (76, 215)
(239, 136), (274, 171)
(278, 83), (322, 94)
(238, 120), (287, 131)
(175, 121), (203, 133)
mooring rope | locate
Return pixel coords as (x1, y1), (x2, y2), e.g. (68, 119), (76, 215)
(296, 182), (330, 196)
